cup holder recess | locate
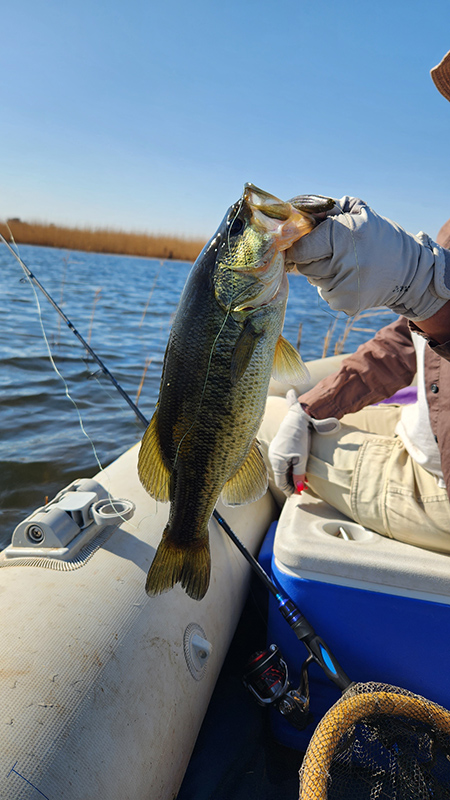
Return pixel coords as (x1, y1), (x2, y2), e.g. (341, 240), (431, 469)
(314, 520), (376, 542)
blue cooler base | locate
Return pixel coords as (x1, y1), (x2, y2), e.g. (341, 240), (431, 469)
(260, 523), (450, 753)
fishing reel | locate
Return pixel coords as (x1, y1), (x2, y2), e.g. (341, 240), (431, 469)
(243, 644), (314, 731)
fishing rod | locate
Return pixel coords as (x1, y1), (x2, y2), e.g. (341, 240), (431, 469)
(214, 509), (351, 731)
(213, 509), (351, 694)
(1, 234), (149, 428)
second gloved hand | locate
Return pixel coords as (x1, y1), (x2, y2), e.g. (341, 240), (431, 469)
(268, 396), (340, 496)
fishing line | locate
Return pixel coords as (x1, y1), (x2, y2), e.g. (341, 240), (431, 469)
(169, 195), (246, 475)
(170, 306), (233, 475)
(226, 195), (245, 263)
(171, 193), (268, 506)
(139, 261), (163, 328)
(308, 205), (363, 358)
(0, 233), (149, 428)
(2, 233), (143, 531)
(224, 192), (251, 310)
(171, 189), (300, 494)
(2, 234), (105, 477)
(87, 366), (144, 428)
(137, 200), (245, 504)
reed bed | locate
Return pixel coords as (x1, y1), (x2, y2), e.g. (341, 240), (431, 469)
(321, 308), (393, 357)
(0, 219), (206, 262)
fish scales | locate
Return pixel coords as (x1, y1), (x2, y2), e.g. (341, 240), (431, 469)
(155, 253), (274, 538)
(138, 184), (333, 600)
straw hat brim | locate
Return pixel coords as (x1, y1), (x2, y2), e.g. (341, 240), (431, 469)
(431, 50), (450, 102)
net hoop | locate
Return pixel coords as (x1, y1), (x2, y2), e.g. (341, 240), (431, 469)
(299, 686), (450, 799)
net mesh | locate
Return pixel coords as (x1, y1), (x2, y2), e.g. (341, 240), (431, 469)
(299, 682), (450, 799)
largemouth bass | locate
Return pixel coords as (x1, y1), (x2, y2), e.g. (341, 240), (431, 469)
(138, 184), (333, 600)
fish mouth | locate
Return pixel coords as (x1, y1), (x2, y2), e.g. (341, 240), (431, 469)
(241, 183), (315, 249)
(243, 183), (292, 221)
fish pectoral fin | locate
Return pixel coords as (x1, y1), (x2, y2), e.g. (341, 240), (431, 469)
(146, 530), (211, 601)
(272, 335), (310, 384)
(230, 324), (264, 385)
(137, 410), (171, 502)
(221, 439), (268, 506)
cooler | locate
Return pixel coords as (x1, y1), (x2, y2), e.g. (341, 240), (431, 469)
(263, 493), (450, 751)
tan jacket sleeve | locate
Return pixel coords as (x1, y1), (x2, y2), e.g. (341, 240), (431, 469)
(299, 317), (417, 420)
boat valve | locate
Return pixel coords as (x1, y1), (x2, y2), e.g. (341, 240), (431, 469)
(183, 623), (212, 681)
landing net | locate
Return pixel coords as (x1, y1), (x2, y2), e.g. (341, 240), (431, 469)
(299, 681), (450, 799)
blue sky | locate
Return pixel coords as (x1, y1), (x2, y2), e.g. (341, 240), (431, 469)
(2, 0), (449, 239)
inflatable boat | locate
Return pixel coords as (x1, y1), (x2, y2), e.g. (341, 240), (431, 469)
(5, 354), (448, 800)
(0, 436), (279, 800)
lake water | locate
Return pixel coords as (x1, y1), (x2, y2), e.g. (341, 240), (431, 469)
(0, 243), (395, 547)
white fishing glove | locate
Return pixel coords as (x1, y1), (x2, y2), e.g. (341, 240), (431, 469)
(268, 392), (340, 496)
(286, 197), (450, 321)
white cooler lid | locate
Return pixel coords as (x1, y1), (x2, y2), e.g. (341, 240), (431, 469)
(273, 494), (450, 602)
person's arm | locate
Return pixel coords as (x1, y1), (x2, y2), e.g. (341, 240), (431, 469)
(286, 197), (450, 328)
(299, 316), (416, 419)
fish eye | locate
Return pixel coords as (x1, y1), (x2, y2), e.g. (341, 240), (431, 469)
(229, 217), (244, 236)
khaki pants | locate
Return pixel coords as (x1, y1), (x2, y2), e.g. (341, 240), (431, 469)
(258, 396), (450, 553)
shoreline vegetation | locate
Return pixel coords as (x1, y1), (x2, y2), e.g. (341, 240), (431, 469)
(0, 219), (207, 262)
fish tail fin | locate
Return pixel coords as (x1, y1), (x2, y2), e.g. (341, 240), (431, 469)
(146, 529), (211, 601)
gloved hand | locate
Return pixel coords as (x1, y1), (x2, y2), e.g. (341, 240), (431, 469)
(268, 393), (340, 496)
(286, 196), (450, 321)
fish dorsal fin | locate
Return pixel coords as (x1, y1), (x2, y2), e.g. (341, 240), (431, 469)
(272, 335), (310, 384)
(230, 324), (264, 385)
(137, 410), (171, 502)
(221, 439), (268, 506)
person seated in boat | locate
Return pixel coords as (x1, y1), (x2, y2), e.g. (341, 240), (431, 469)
(263, 49), (450, 553)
